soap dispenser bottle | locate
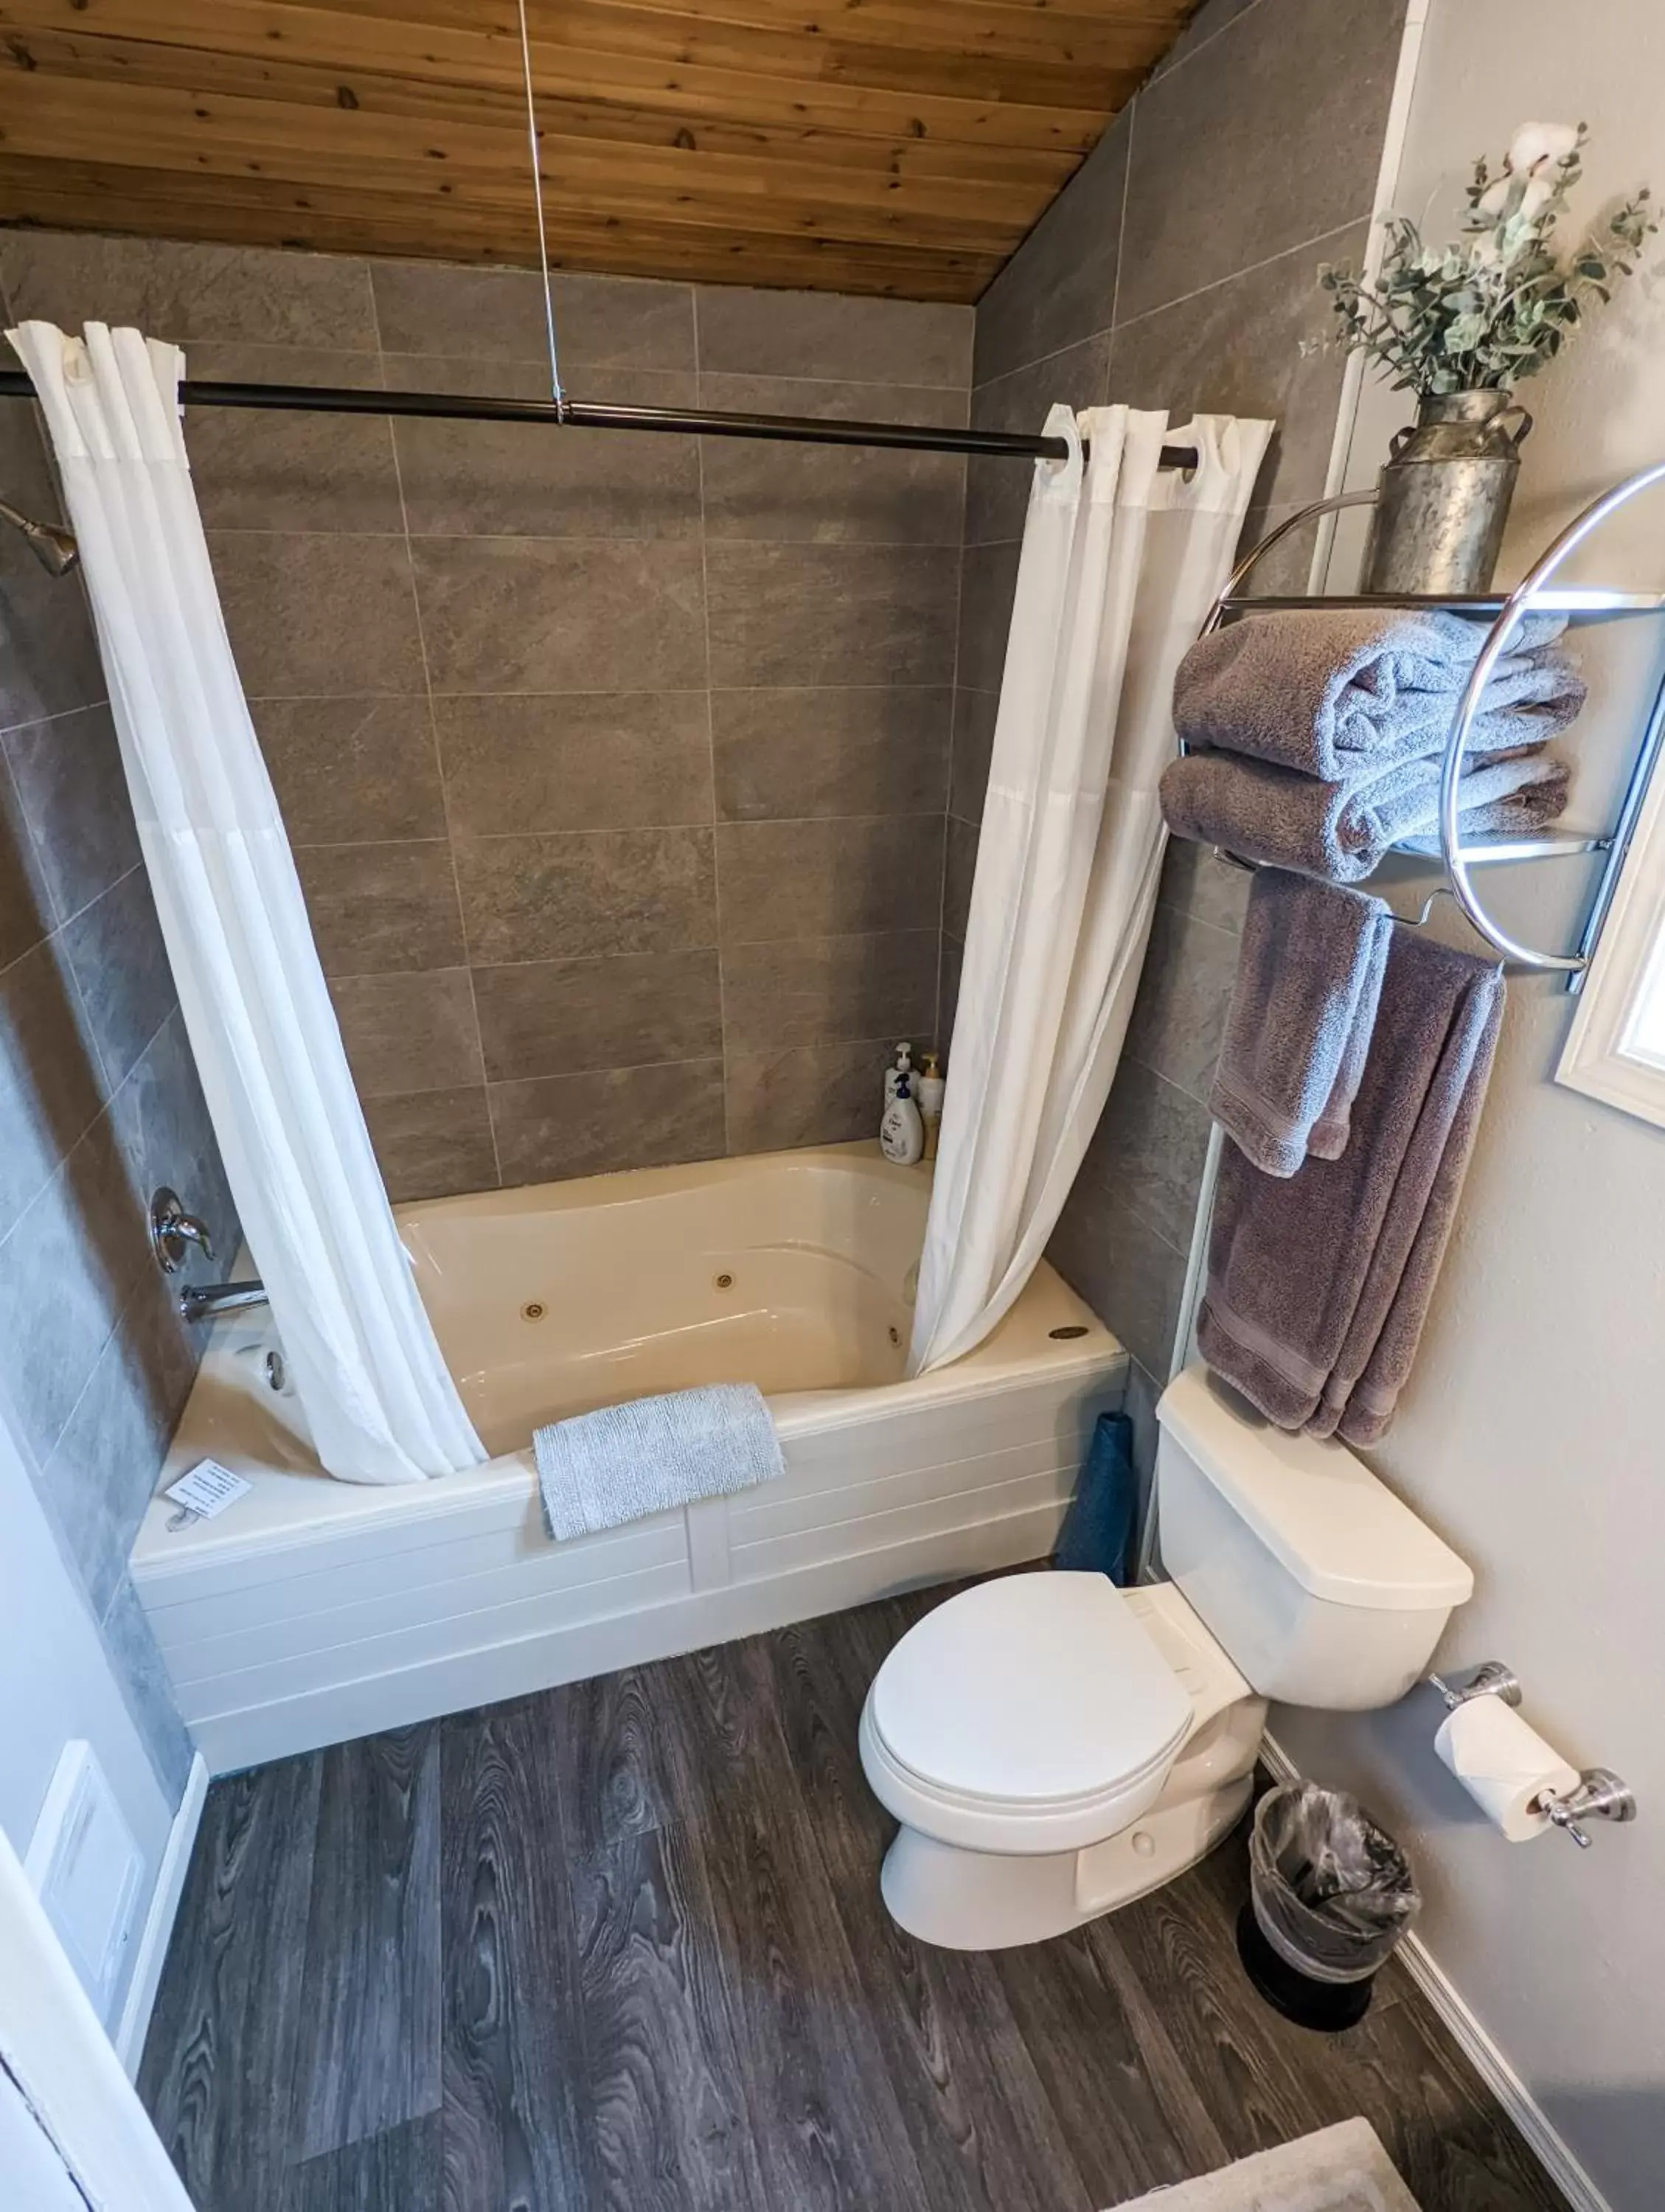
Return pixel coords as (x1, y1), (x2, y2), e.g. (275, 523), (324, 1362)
(880, 1058), (925, 1166)
(884, 1041), (914, 1109)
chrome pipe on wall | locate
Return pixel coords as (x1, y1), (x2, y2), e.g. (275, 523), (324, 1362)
(0, 495), (78, 576)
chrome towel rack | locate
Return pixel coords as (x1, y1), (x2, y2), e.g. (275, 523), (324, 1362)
(1191, 473), (1665, 990)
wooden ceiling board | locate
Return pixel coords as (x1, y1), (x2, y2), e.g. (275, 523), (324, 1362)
(0, 0), (1194, 299)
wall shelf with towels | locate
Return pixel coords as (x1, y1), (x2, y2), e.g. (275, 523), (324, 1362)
(1218, 588), (1665, 619)
(1392, 830), (1610, 866)
(1197, 469), (1665, 989)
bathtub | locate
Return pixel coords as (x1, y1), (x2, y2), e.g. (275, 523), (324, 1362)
(132, 1143), (1127, 1771)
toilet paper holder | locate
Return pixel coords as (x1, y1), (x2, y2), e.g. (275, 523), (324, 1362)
(1428, 1661), (1638, 1847)
(1427, 1660), (1523, 1711)
(1538, 1770), (1637, 1849)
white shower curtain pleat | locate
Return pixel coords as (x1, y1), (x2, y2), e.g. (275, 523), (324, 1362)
(909, 405), (1271, 1376)
(12, 320), (486, 1484)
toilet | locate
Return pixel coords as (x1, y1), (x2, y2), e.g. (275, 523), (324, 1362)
(859, 1363), (1473, 1950)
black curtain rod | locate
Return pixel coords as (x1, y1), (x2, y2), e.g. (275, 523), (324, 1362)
(0, 366), (1198, 469)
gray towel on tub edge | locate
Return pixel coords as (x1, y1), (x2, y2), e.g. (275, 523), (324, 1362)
(1172, 605), (1585, 777)
(1159, 746), (1568, 884)
(534, 1380), (785, 1541)
(1198, 928), (1504, 1439)
(1210, 870), (1394, 1178)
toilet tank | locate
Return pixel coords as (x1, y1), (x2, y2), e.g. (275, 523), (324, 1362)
(1155, 1366), (1473, 1710)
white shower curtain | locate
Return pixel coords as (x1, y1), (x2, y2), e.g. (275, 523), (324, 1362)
(13, 321), (486, 1485)
(910, 405), (1271, 1375)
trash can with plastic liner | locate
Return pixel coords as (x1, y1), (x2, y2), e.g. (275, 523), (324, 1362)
(1237, 1781), (1419, 2031)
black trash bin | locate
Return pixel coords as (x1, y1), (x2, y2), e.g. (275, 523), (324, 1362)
(1237, 1781), (1419, 2031)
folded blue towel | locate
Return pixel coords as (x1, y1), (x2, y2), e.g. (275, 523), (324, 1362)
(534, 1381), (785, 1541)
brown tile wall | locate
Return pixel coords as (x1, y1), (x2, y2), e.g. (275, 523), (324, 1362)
(0, 270), (232, 1804)
(950, 0), (1408, 1441)
(1, 232), (972, 1199)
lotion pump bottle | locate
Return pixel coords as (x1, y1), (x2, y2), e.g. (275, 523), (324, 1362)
(880, 1062), (925, 1166)
(916, 1050), (945, 1160)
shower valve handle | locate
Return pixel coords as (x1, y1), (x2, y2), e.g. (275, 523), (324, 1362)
(150, 1186), (215, 1272)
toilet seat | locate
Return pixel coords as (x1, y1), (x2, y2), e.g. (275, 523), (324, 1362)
(860, 1573), (1195, 1854)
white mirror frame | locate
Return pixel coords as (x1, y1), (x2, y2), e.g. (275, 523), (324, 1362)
(1559, 733), (1665, 1130)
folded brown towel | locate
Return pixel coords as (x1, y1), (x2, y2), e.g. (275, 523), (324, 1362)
(1173, 606), (1585, 777)
(1159, 745), (1568, 883)
(1198, 928), (1504, 1441)
(1211, 871), (1393, 1177)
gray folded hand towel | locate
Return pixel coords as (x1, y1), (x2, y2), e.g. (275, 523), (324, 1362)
(1159, 745), (1568, 883)
(1198, 928), (1504, 1439)
(534, 1380), (784, 1541)
(1211, 871), (1393, 1177)
(1173, 606), (1585, 779)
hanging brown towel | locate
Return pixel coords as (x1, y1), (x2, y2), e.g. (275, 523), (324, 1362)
(1209, 869), (1394, 1177)
(1198, 927), (1504, 1444)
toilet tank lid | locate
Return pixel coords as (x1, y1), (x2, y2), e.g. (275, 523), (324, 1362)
(1157, 1366), (1473, 1610)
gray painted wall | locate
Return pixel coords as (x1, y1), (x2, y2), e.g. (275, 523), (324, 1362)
(1275, 7), (1665, 2201)
(952, 0), (1408, 1446)
(1, 233), (971, 1200)
(0, 276), (229, 1806)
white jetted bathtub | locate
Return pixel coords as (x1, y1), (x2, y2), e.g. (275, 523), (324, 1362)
(133, 1144), (1127, 1770)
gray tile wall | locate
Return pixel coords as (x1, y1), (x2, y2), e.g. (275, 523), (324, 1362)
(1, 231), (972, 1197)
(0, 276), (234, 1805)
(951, 0), (1407, 1435)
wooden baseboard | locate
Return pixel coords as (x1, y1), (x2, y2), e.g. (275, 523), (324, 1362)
(113, 1753), (207, 2079)
(1259, 1732), (1609, 2212)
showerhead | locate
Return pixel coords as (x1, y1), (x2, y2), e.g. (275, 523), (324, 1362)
(0, 497), (79, 577)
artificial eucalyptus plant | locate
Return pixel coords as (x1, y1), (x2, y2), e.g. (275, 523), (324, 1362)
(1321, 122), (1655, 397)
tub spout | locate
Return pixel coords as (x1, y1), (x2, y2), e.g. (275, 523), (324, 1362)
(179, 1276), (268, 1324)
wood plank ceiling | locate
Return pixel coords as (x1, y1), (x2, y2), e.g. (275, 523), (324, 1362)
(0, 0), (1193, 300)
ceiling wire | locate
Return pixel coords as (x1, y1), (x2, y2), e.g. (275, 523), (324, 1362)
(514, 0), (567, 417)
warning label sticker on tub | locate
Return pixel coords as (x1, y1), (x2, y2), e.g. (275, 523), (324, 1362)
(164, 1458), (254, 1521)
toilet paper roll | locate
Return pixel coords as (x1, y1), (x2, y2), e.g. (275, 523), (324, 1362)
(1435, 1697), (1580, 1842)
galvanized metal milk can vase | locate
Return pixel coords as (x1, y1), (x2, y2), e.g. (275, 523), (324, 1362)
(1320, 119), (1656, 598)
(1360, 389), (1532, 597)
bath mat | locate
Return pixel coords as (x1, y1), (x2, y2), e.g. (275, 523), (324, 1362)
(1104, 2119), (1419, 2211)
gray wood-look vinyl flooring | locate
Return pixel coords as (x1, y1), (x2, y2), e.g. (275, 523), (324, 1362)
(139, 1585), (1569, 2212)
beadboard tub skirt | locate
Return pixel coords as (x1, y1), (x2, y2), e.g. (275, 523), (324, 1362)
(131, 1144), (1125, 1773)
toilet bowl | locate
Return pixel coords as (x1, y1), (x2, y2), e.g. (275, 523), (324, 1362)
(861, 1573), (1266, 1947)
(860, 1363), (1473, 1950)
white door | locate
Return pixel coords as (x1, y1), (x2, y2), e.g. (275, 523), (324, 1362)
(0, 1822), (195, 2211)
(1, 2058), (94, 2211)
